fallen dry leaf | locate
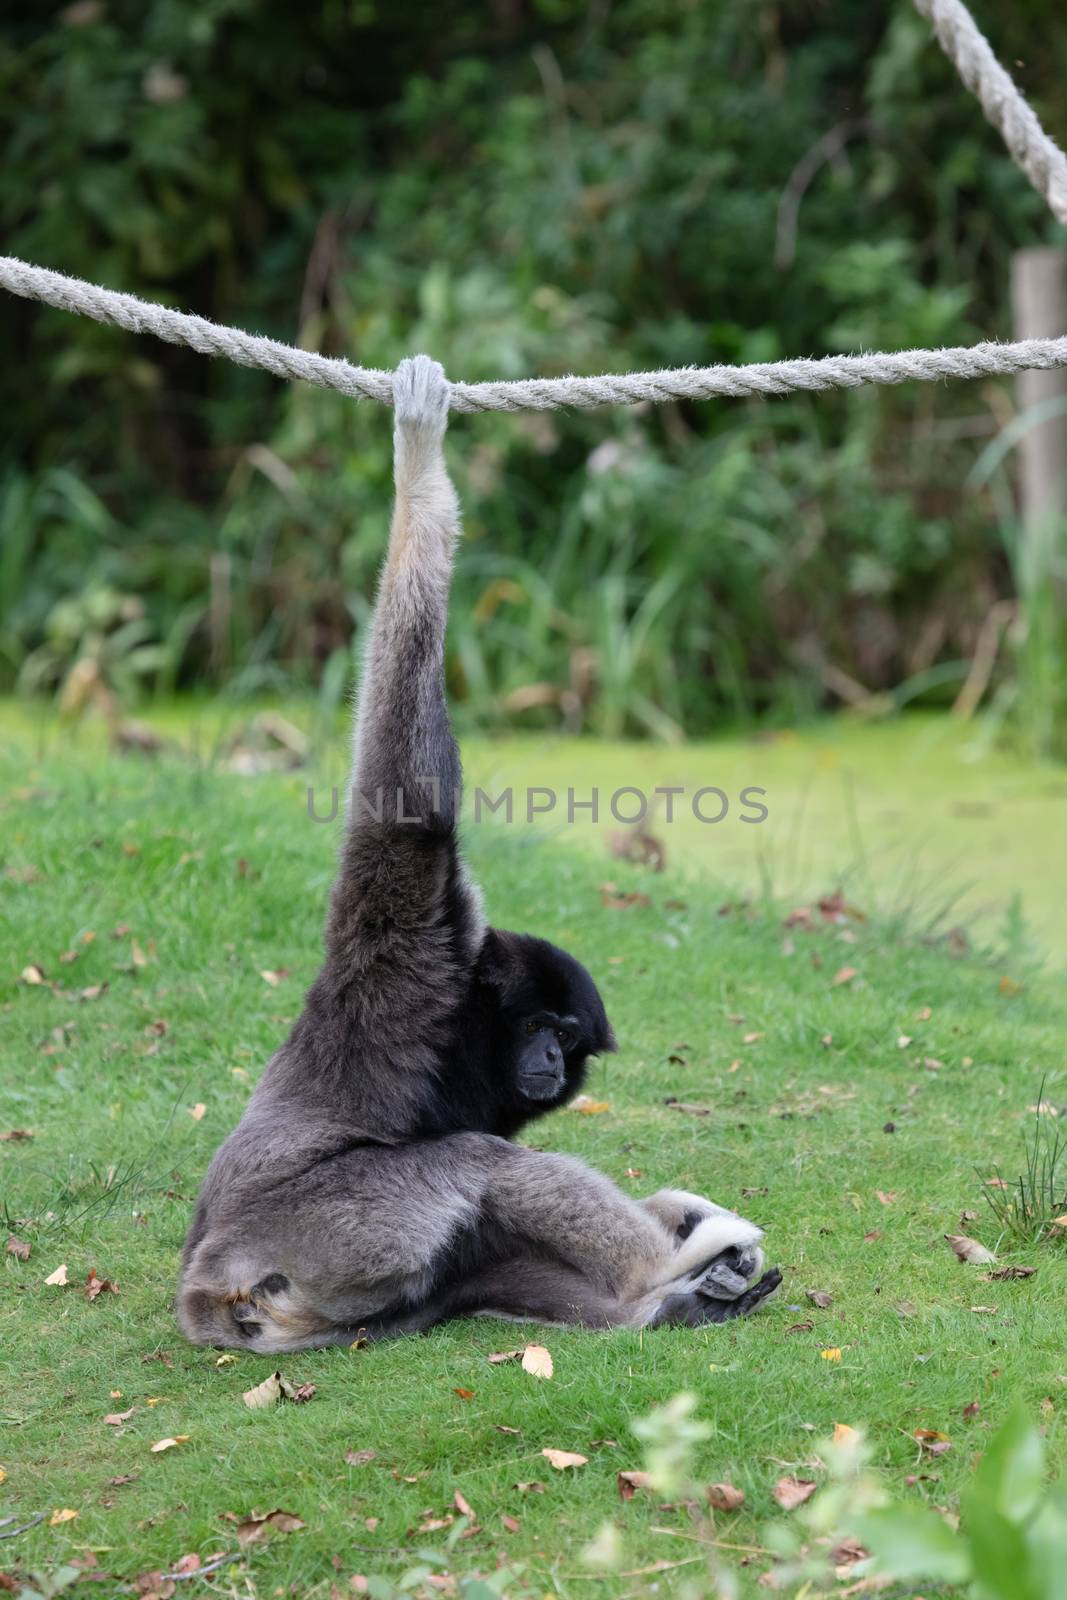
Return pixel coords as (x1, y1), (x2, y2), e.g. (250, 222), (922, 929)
(863, 1229), (883, 1244)
(876, 1190), (897, 1205)
(831, 966), (858, 987)
(521, 1344), (553, 1379)
(617, 1470), (654, 1500)
(998, 976), (1022, 997)
(259, 969), (291, 987)
(494, 1424), (521, 1436)
(235, 1508), (305, 1545)
(773, 1476), (817, 1510)
(0, 1129), (33, 1141)
(215, 1353), (238, 1368)
(542, 1448), (588, 1470)
(188, 1103), (206, 1122)
(453, 1387), (475, 1400)
(971, 1305), (998, 1315)
(44, 1263), (69, 1286)
(985, 1177), (1010, 1190)
(786, 1320), (814, 1334)
(987, 1265), (1037, 1281)
(516, 1480), (545, 1494)
(453, 1489), (475, 1519)
(945, 1234), (996, 1266)
(242, 1370), (313, 1409)
(706, 1482), (745, 1511)
(86, 1268), (119, 1301)
(833, 1423), (859, 1445)
(571, 1096), (611, 1114)
(345, 1449), (377, 1467)
(664, 1098), (712, 1116)
(149, 1437), (189, 1453)
(914, 1430), (952, 1456)
(6, 1235), (30, 1261)
(78, 983), (107, 1002)
(49, 1508), (79, 1526)
(501, 1513), (520, 1533)
(963, 1401), (981, 1420)
(21, 963), (47, 985)
(103, 1407), (136, 1426)
(806, 1289), (833, 1309)
(820, 1348), (842, 1362)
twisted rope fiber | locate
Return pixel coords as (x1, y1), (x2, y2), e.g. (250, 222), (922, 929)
(915, 0), (1067, 225)
(2, 0), (1066, 411)
(6, 254), (1067, 412)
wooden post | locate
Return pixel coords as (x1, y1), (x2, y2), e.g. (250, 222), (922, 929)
(1010, 247), (1067, 537)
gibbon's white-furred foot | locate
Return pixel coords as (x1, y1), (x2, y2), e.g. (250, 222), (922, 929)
(177, 356), (781, 1352)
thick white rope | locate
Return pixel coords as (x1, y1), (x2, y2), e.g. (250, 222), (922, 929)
(915, 0), (1067, 226)
(1, 0), (1064, 412)
(5, 254), (1067, 412)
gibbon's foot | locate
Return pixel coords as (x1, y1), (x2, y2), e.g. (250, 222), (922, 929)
(650, 1265), (783, 1328)
(691, 1241), (765, 1301)
(393, 353), (450, 436)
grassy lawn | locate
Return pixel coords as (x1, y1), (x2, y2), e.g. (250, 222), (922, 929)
(2, 707), (1066, 1597)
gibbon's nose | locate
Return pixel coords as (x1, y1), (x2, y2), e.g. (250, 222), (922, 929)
(544, 1043), (562, 1068)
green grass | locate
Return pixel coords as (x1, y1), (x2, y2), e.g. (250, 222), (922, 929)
(1, 710), (1066, 1597)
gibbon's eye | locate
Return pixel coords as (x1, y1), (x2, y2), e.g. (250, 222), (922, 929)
(555, 1026), (575, 1050)
(525, 1019), (540, 1035)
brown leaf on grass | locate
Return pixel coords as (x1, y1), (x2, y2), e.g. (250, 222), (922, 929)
(742, 1031), (764, 1045)
(49, 1508), (79, 1526)
(20, 963), (47, 985)
(86, 1268), (119, 1300)
(520, 1344), (553, 1379)
(617, 1470), (654, 1500)
(188, 1103), (206, 1122)
(453, 1387), (475, 1401)
(987, 1265), (1037, 1281)
(971, 1305), (998, 1315)
(786, 1321), (814, 1334)
(863, 1230), (883, 1244)
(914, 1430), (952, 1456)
(494, 1425), (521, 1436)
(235, 1508), (305, 1545)
(501, 1513), (520, 1533)
(963, 1401), (981, 1420)
(706, 1482), (745, 1511)
(833, 1423), (860, 1445)
(806, 1289), (833, 1309)
(831, 966), (858, 987)
(149, 1437), (189, 1453)
(516, 1480), (545, 1494)
(0, 1129), (34, 1141)
(78, 983), (108, 1002)
(773, 1477), (817, 1510)
(170, 1555), (200, 1576)
(242, 1371), (313, 1409)
(599, 886), (652, 911)
(663, 1098), (711, 1116)
(945, 1235), (996, 1266)
(345, 1449), (377, 1467)
(259, 969), (292, 987)
(453, 1490), (475, 1519)
(876, 1190), (897, 1205)
(960, 1209), (980, 1225)
(998, 976), (1022, 997)
(103, 1407), (136, 1426)
(542, 1448), (588, 1470)
(45, 1263), (69, 1286)
(985, 1177), (1010, 1190)
(895, 1301), (918, 1318)
(6, 1235), (30, 1261)
(570, 1096), (611, 1115)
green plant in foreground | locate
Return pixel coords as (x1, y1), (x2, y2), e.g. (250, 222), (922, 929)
(860, 1403), (1067, 1599)
(581, 1399), (1065, 1598)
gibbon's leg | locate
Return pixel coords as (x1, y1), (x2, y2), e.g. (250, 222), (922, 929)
(180, 1137), (779, 1350)
(640, 1188), (767, 1299)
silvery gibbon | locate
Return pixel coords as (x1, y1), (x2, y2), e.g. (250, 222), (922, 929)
(177, 356), (781, 1352)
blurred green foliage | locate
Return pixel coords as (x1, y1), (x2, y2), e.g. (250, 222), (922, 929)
(2, 0), (1066, 737)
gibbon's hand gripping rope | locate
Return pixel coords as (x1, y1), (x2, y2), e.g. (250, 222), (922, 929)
(1, 0), (1065, 414)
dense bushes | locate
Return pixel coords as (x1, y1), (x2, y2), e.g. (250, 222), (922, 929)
(2, 0), (1065, 738)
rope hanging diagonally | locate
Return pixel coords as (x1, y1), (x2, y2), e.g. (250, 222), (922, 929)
(0, 0), (1064, 413)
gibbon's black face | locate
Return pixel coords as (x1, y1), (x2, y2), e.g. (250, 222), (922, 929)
(501, 933), (617, 1105)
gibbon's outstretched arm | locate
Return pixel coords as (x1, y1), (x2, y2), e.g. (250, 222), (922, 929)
(313, 357), (485, 1023)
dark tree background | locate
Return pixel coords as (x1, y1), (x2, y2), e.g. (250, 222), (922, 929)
(2, 0), (1065, 739)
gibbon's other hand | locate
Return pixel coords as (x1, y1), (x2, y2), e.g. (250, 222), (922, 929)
(393, 354), (451, 438)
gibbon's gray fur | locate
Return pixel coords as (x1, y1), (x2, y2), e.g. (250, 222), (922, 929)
(177, 356), (781, 1352)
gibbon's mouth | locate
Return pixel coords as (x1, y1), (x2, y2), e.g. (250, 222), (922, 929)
(521, 1071), (565, 1101)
